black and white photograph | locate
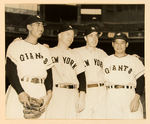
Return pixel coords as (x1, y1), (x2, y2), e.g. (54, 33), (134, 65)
(4, 2), (147, 121)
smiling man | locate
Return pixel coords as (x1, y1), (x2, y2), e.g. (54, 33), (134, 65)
(73, 24), (108, 119)
(45, 24), (86, 119)
(6, 15), (54, 119)
(103, 32), (145, 119)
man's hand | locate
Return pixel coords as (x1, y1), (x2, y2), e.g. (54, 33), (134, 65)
(39, 90), (52, 112)
(130, 94), (140, 112)
(75, 91), (86, 113)
(23, 97), (44, 119)
(18, 92), (31, 108)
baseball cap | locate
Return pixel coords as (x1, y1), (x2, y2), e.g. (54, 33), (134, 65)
(25, 15), (46, 26)
(84, 24), (99, 36)
(113, 32), (128, 42)
(58, 24), (74, 34)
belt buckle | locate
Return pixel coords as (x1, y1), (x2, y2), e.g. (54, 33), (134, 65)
(63, 85), (66, 88)
(87, 84), (98, 88)
(31, 78), (39, 83)
(60, 84), (65, 88)
(114, 85), (120, 89)
(114, 85), (124, 89)
(114, 85), (119, 89)
(106, 86), (110, 89)
(56, 83), (76, 89)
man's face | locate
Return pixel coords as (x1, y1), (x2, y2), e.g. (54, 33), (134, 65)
(28, 22), (44, 38)
(112, 39), (128, 54)
(60, 30), (74, 47)
(85, 32), (99, 48)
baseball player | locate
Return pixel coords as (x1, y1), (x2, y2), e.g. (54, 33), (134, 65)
(103, 32), (145, 119)
(45, 24), (86, 119)
(5, 15), (54, 119)
(73, 24), (108, 119)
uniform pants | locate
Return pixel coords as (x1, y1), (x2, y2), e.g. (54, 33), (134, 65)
(6, 82), (46, 119)
(105, 88), (143, 119)
(45, 88), (78, 119)
(77, 87), (107, 119)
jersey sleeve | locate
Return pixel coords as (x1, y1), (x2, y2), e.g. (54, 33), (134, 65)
(72, 50), (85, 75)
(6, 41), (25, 94)
(132, 57), (145, 79)
(6, 57), (24, 94)
(6, 41), (20, 64)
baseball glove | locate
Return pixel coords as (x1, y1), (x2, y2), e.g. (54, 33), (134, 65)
(23, 97), (44, 119)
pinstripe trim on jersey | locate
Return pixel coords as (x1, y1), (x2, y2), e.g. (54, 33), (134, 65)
(134, 69), (145, 79)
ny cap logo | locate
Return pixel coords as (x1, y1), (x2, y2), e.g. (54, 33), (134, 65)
(91, 26), (95, 30)
(117, 33), (121, 36)
(69, 25), (72, 29)
(36, 15), (40, 19)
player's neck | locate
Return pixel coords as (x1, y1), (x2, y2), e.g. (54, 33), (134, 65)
(25, 36), (38, 45)
(86, 46), (96, 51)
(57, 43), (69, 50)
(114, 53), (127, 58)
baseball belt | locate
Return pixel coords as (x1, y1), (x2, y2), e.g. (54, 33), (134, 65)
(55, 84), (77, 89)
(106, 85), (135, 89)
(21, 77), (44, 84)
(87, 83), (104, 88)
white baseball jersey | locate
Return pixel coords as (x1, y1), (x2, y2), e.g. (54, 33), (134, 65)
(6, 40), (53, 119)
(50, 47), (85, 85)
(103, 54), (144, 119)
(46, 47), (85, 119)
(103, 54), (144, 86)
(73, 46), (108, 119)
(73, 46), (108, 84)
